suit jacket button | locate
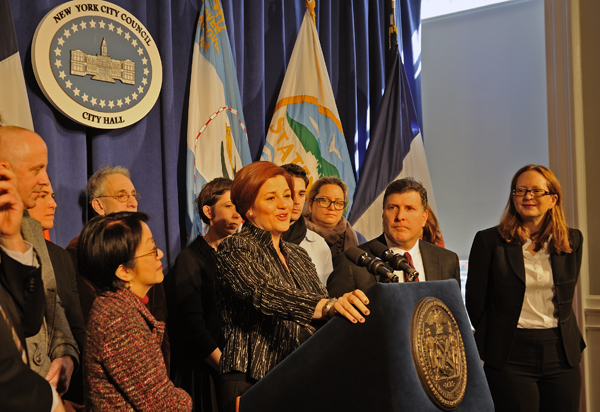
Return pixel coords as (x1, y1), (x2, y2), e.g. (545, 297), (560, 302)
(34, 352), (43, 365)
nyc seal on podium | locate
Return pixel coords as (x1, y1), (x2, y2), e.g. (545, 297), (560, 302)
(411, 297), (467, 410)
(32, 0), (162, 129)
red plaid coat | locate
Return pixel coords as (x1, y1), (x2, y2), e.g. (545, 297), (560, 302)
(84, 289), (191, 411)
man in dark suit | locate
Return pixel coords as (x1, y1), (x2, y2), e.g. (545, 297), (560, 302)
(0, 164), (65, 411)
(327, 178), (460, 297)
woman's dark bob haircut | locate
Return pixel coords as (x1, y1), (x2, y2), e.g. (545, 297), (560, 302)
(77, 211), (148, 292)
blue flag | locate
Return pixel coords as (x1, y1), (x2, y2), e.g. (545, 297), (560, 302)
(348, 28), (435, 241)
(186, 0), (252, 242)
(399, 0), (423, 133)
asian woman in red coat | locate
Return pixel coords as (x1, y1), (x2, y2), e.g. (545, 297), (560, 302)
(77, 212), (191, 412)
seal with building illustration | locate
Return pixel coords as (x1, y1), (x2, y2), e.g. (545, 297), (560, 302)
(31, 0), (162, 129)
(410, 296), (467, 410)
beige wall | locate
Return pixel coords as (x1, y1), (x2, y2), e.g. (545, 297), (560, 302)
(579, 0), (600, 296)
(579, 0), (600, 410)
(546, 0), (600, 409)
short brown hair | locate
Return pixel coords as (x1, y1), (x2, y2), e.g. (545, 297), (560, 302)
(281, 164), (309, 188)
(383, 178), (428, 211)
(230, 161), (294, 220)
(196, 177), (233, 224)
(498, 164), (571, 254)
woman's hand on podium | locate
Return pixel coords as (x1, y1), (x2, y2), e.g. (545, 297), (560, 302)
(333, 289), (370, 324)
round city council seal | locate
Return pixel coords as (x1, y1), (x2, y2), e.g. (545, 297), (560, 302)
(410, 297), (467, 410)
(31, 0), (162, 129)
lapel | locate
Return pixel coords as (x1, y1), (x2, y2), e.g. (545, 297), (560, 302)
(505, 241), (526, 284)
(420, 240), (440, 281)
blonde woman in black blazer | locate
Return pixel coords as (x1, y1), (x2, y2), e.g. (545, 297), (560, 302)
(466, 165), (585, 412)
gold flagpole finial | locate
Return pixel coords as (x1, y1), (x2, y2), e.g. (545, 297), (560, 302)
(389, 0), (398, 49)
(306, 0), (316, 23)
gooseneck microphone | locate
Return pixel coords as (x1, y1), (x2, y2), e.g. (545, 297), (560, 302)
(344, 247), (398, 283)
(369, 240), (420, 281)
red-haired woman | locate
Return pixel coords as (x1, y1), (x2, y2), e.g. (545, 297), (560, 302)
(215, 162), (370, 412)
(466, 165), (585, 412)
(422, 205), (445, 248)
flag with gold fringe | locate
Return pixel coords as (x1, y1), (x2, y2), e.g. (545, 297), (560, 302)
(186, 0), (252, 242)
(262, 1), (356, 212)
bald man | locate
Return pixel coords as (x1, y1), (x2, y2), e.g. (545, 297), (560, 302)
(0, 165), (66, 411)
(0, 127), (50, 209)
(0, 126), (80, 397)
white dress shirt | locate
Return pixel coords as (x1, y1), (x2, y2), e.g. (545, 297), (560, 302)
(384, 237), (427, 282)
(300, 229), (333, 286)
(517, 239), (558, 329)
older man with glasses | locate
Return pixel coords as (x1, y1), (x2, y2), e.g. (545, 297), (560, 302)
(65, 166), (171, 375)
(86, 166), (140, 216)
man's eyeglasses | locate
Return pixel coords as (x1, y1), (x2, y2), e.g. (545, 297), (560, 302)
(313, 197), (347, 210)
(97, 192), (141, 203)
(512, 188), (554, 197)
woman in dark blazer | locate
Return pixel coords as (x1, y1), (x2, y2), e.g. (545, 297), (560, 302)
(166, 177), (241, 412)
(466, 164), (585, 412)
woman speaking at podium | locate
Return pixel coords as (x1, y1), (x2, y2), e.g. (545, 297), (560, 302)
(466, 165), (585, 412)
(215, 162), (370, 412)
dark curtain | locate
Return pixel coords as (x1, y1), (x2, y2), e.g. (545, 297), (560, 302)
(10, 0), (421, 270)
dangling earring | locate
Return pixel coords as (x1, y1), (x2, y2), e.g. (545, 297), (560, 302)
(126, 281), (132, 290)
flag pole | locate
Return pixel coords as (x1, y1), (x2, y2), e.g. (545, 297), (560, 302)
(389, 0), (397, 49)
(306, 0), (316, 24)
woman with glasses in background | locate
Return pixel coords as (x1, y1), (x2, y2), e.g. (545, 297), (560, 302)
(77, 212), (191, 411)
(305, 177), (363, 259)
(466, 165), (585, 412)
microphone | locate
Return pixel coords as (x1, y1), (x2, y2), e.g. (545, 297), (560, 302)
(344, 247), (398, 283)
(369, 240), (420, 282)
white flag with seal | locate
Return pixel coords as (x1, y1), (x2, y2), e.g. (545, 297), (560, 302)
(262, 4), (356, 213)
